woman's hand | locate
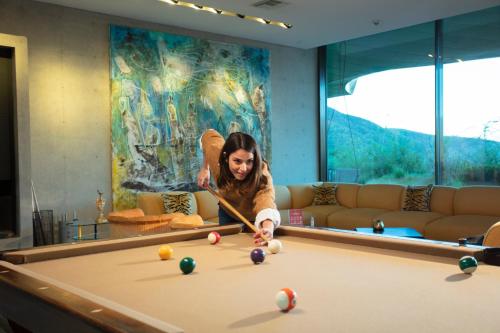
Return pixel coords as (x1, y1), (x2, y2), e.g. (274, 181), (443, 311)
(197, 168), (210, 188)
(254, 219), (274, 246)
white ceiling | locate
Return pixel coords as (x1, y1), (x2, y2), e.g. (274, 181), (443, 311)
(34, 0), (500, 49)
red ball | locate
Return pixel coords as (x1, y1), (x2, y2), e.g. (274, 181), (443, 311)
(208, 231), (221, 245)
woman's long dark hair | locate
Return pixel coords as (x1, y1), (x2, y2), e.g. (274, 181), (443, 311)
(217, 132), (267, 194)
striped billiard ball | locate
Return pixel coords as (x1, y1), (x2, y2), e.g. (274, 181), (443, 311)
(207, 231), (221, 245)
(459, 255), (478, 274)
(275, 288), (297, 311)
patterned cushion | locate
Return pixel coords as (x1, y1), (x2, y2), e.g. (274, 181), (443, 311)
(402, 185), (433, 212)
(312, 183), (338, 205)
(161, 192), (196, 215)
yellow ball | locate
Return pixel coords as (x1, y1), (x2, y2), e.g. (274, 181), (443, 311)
(158, 245), (173, 260)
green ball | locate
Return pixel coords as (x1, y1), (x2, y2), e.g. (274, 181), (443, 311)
(459, 256), (478, 274)
(180, 257), (196, 274)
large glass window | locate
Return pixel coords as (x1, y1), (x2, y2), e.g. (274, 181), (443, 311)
(325, 6), (500, 186)
(442, 9), (500, 185)
(326, 23), (435, 184)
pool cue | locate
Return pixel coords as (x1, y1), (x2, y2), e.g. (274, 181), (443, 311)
(31, 181), (46, 245)
(206, 186), (270, 242)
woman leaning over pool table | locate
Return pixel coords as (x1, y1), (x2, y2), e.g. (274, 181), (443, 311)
(197, 129), (280, 246)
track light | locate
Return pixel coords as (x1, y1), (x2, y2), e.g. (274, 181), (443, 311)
(160, 0), (178, 4)
(157, 0), (292, 30)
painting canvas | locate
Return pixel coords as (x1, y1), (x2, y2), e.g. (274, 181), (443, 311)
(110, 25), (271, 209)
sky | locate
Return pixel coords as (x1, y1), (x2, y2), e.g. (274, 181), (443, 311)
(328, 57), (500, 142)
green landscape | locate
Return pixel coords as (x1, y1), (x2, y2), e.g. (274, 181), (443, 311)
(327, 108), (500, 185)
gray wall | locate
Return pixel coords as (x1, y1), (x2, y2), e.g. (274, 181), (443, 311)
(0, 0), (318, 222)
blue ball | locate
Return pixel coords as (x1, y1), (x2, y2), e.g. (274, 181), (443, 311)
(250, 248), (266, 264)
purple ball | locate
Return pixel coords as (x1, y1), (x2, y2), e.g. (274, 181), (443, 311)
(250, 248), (266, 264)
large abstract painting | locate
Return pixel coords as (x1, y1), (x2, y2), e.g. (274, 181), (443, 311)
(110, 25), (271, 209)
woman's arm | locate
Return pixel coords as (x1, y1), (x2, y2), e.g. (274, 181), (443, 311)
(197, 129), (224, 188)
(253, 163), (281, 245)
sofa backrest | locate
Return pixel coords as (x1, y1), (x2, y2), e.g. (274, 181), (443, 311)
(454, 186), (500, 216)
(357, 184), (404, 210)
(286, 183), (318, 209)
(429, 186), (456, 215)
(274, 185), (292, 210)
(193, 190), (219, 220)
(137, 192), (164, 215)
(334, 183), (360, 208)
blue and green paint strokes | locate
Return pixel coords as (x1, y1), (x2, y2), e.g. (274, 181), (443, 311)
(110, 25), (271, 209)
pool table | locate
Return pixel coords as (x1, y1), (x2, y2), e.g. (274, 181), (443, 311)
(1, 225), (500, 333)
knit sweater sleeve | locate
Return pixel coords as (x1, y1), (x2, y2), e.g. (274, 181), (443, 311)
(253, 162), (281, 229)
(200, 129), (224, 182)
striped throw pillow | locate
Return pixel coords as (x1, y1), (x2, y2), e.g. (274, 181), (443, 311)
(161, 192), (196, 215)
(312, 183), (338, 205)
(402, 185), (433, 212)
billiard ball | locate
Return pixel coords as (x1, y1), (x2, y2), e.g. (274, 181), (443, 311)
(158, 245), (173, 260)
(250, 248), (265, 264)
(275, 288), (297, 311)
(208, 231), (221, 245)
(267, 239), (282, 254)
(180, 257), (196, 274)
(459, 255), (478, 274)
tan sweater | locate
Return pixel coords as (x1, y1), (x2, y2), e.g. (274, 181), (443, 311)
(200, 129), (280, 227)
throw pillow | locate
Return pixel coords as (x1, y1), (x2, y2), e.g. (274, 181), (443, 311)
(312, 183), (338, 205)
(161, 191), (197, 215)
(402, 185), (433, 212)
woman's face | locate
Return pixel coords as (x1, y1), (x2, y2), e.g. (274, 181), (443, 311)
(228, 149), (254, 180)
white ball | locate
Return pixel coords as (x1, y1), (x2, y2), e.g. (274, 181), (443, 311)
(268, 239), (282, 254)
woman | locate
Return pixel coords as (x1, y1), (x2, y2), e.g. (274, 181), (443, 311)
(197, 129), (280, 245)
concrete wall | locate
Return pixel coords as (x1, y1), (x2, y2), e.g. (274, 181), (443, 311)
(0, 0), (318, 224)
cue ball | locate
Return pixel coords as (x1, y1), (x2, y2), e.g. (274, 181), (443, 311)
(180, 257), (196, 274)
(207, 231), (221, 245)
(275, 288), (297, 311)
(267, 239), (282, 254)
(158, 245), (173, 260)
(250, 248), (266, 264)
(459, 255), (478, 274)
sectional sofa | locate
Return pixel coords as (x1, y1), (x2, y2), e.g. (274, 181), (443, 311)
(119, 183), (500, 246)
(274, 183), (500, 244)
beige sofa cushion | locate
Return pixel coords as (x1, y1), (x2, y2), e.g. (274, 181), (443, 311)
(424, 215), (500, 242)
(108, 208), (145, 220)
(375, 211), (444, 234)
(357, 184), (404, 210)
(274, 185), (291, 210)
(335, 183), (360, 208)
(170, 214), (204, 229)
(454, 186), (500, 216)
(326, 208), (390, 230)
(287, 183), (318, 208)
(193, 190), (219, 220)
(137, 193), (164, 215)
(429, 186), (456, 215)
(303, 205), (346, 228)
